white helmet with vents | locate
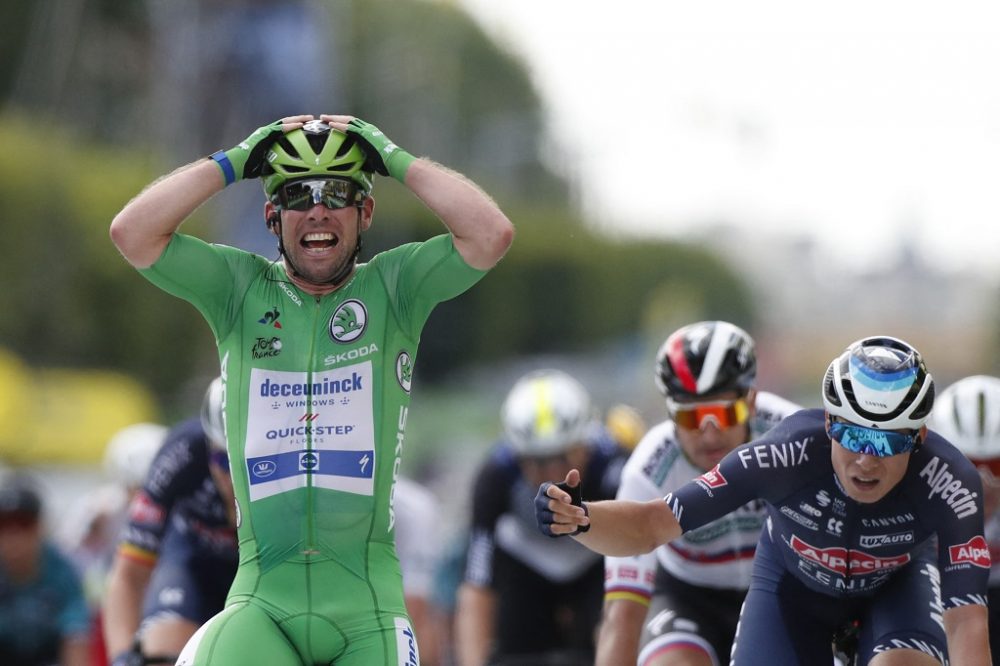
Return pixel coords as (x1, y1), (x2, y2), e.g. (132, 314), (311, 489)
(104, 422), (168, 489)
(822, 336), (935, 431)
(931, 375), (1000, 463)
(501, 369), (593, 457)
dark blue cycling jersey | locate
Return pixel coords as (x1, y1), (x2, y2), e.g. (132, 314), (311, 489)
(664, 409), (989, 608)
(119, 419), (237, 625)
(466, 430), (626, 660)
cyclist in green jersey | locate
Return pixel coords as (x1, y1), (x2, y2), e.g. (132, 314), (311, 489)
(109, 114), (514, 666)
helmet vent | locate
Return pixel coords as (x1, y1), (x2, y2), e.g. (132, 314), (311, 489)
(910, 381), (935, 422)
(276, 136), (300, 159)
(336, 134), (359, 158)
(305, 132), (327, 154)
(822, 365), (841, 407)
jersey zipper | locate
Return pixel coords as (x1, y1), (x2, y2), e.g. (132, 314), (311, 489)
(301, 294), (324, 555)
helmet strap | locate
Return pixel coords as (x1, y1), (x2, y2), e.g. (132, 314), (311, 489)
(273, 206), (364, 289)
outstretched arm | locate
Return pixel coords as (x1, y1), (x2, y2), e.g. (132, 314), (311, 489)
(323, 114), (515, 270)
(109, 115), (313, 268)
(536, 469), (682, 556)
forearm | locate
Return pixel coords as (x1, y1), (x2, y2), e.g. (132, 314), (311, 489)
(454, 583), (496, 666)
(103, 555), (153, 656)
(575, 499), (680, 557)
(110, 158), (225, 268)
(403, 159), (514, 270)
(595, 599), (648, 666)
(944, 604), (991, 666)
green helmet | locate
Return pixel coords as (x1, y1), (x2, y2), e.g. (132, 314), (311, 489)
(261, 120), (374, 199)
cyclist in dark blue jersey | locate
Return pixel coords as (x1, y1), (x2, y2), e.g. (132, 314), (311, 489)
(456, 369), (627, 666)
(104, 378), (237, 666)
(537, 336), (991, 666)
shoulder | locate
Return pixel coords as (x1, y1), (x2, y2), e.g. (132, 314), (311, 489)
(41, 543), (83, 586)
(622, 420), (686, 481)
(146, 419), (208, 489)
(752, 391), (803, 434)
(904, 432), (982, 517)
(159, 418), (208, 461)
(475, 443), (521, 485)
(366, 237), (446, 271)
(724, 409), (829, 477)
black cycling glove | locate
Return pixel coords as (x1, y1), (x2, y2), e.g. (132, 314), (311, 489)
(534, 480), (590, 538)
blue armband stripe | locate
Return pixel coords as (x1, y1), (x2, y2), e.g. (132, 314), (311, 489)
(210, 150), (236, 186)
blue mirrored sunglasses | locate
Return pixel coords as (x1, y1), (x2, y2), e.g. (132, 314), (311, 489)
(829, 421), (919, 457)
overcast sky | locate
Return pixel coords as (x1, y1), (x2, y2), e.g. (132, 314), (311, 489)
(459, 0), (1000, 279)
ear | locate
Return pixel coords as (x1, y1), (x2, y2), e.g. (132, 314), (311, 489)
(359, 196), (375, 232)
(744, 388), (758, 414)
(264, 201), (280, 235)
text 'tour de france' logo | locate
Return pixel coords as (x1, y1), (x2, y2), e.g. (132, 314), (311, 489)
(329, 299), (368, 344)
(396, 351), (413, 393)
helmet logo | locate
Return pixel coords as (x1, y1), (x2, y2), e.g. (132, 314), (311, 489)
(329, 299), (368, 344)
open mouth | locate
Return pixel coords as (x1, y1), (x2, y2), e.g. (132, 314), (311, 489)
(851, 476), (880, 491)
(301, 232), (338, 251)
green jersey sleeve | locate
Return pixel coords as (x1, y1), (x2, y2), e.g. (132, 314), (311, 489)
(139, 233), (269, 341)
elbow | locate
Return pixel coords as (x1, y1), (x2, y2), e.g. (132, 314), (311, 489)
(109, 212), (132, 254)
(493, 217), (515, 256)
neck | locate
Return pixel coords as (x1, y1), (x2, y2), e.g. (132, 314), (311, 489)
(284, 261), (355, 296)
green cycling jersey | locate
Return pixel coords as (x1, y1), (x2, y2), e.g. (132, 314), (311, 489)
(141, 231), (486, 665)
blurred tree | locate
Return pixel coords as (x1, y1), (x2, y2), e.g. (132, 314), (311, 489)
(0, 0), (756, 407)
(0, 117), (215, 401)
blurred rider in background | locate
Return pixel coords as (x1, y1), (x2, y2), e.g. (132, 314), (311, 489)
(930, 375), (1000, 661)
(103, 378), (237, 666)
(456, 369), (627, 666)
(0, 472), (91, 666)
(596, 321), (800, 666)
(59, 422), (167, 665)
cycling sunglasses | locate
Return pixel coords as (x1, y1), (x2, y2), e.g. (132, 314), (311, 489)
(829, 421), (920, 457)
(667, 397), (750, 431)
(276, 178), (363, 211)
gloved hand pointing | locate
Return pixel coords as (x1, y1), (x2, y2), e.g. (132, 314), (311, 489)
(535, 469), (590, 538)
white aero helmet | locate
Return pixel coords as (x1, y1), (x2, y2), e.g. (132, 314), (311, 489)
(822, 335), (935, 431)
(931, 375), (1000, 465)
(104, 422), (168, 489)
(501, 369), (593, 457)
(200, 377), (227, 452)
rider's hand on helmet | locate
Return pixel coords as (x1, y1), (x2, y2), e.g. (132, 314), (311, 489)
(322, 114), (415, 183)
(212, 115), (314, 185)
